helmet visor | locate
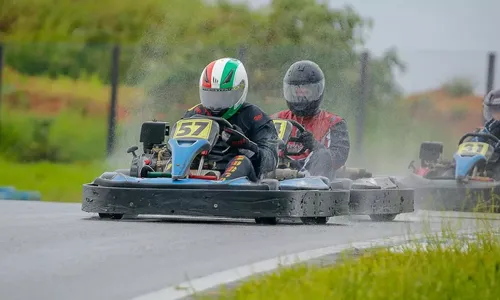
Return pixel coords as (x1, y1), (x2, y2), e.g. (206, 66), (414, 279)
(485, 89), (500, 106)
(484, 104), (500, 120)
(200, 87), (245, 112)
(283, 79), (325, 103)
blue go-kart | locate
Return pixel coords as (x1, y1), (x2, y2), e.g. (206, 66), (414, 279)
(81, 115), (351, 225)
(401, 132), (500, 212)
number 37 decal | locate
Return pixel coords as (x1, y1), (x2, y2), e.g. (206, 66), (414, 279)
(457, 142), (490, 156)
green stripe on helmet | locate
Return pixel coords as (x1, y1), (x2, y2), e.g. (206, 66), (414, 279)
(221, 103), (243, 119)
(219, 59), (240, 90)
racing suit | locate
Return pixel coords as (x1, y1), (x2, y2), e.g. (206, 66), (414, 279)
(470, 119), (500, 145)
(271, 109), (350, 179)
(182, 103), (279, 181)
(465, 119), (500, 179)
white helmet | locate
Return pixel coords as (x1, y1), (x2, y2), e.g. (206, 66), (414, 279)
(199, 57), (248, 119)
(483, 88), (500, 121)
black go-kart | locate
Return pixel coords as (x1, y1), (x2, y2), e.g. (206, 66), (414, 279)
(82, 115), (352, 225)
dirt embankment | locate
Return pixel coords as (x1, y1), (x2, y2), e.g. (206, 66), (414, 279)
(406, 88), (484, 135)
(2, 67), (487, 133)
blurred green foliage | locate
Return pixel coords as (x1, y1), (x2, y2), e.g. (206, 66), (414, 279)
(0, 0), (422, 169)
(1, 0), (405, 117)
(443, 77), (475, 98)
(0, 109), (109, 162)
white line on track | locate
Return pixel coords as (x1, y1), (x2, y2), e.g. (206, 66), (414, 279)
(131, 226), (476, 300)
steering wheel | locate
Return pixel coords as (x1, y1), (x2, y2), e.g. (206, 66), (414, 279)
(188, 114), (246, 156)
(189, 114), (234, 130)
(281, 119), (311, 157)
(459, 132), (500, 147)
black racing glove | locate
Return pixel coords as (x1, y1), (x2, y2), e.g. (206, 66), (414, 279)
(221, 127), (259, 153)
(298, 131), (321, 151)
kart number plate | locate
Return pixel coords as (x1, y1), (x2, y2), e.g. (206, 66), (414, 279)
(273, 120), (288, 140)
(457, 142), (490, 156)
(173, 119), (213, 139)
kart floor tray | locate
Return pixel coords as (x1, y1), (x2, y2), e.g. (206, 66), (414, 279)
(399, 174), (500, 212)
(82, 184), (351, 218)
(414, 185), (500, 212)
(348, 188), (415, 215)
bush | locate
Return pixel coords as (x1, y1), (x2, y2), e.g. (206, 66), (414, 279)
(443, 77), (475, 98)
(0, 110), (108, 163)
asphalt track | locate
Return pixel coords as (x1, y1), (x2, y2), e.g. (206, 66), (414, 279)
(1, 201), (498, 300)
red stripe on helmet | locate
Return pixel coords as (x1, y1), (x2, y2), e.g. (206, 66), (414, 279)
(202, 60), (216, 88)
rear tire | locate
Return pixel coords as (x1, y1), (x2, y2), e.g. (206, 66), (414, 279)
(369, 214), (397, 222)
(99, 213), (124, 220)
(255, 217), (278, 225)
(300, 217), (329, 225)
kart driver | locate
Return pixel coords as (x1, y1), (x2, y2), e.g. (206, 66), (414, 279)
(271, 60), (350, 179)
(479, 88), (500, 139)
(174, 57), (279, 182)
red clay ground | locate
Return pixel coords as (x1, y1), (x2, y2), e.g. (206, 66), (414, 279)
(406, 88), (484, 135)
(3, 67), (135, 120)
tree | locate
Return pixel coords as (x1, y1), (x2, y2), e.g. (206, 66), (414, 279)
(1, 0), (405, 119)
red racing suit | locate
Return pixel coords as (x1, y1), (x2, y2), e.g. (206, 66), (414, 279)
(271, 109), (350, 170)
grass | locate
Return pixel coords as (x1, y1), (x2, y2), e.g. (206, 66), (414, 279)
(0, 108), (118, 202)
(0, 157), (104, 202)
(195, 227), (500, 300)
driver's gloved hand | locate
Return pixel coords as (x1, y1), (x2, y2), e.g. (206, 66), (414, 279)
(232, 124), (243, 132)
(298, 131), (321, 151)
(221, 127), (259, 153)
(277, 140), (286, 157)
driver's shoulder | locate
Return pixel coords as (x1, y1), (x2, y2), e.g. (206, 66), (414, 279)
(318, 110), (343, 120)
(317, 110), (344, 127)
(270, 109), (290, 119)
(232, 103), (274, 135)
(237, 103), (272, 124)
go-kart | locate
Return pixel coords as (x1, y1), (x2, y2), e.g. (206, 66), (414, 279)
(271, 119), (414, 222)
(81, 115), (351, 225)
(399, 131), (500, 212)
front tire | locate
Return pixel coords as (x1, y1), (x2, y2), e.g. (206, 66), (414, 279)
(300, 217), (329, 225)
(99, 213), (124, 220)
(255, 217), (278, 225)
(369, 214), (397, 222)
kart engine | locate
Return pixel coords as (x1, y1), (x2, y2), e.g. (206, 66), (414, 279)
(128, 121), (172, 176)
(140, 121), (170, 153)
(419, 141), (443, 167)
(150, 145), (171, 172)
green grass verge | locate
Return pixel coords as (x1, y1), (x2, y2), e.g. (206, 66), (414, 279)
(0, 158), (104, 202)
(196, 228), (500, 300)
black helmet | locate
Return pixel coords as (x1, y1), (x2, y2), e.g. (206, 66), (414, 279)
(283, 60), (325, 117)
(483, 88), (500, 121)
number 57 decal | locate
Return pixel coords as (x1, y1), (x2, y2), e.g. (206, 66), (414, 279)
(173, 119), (213, 139)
